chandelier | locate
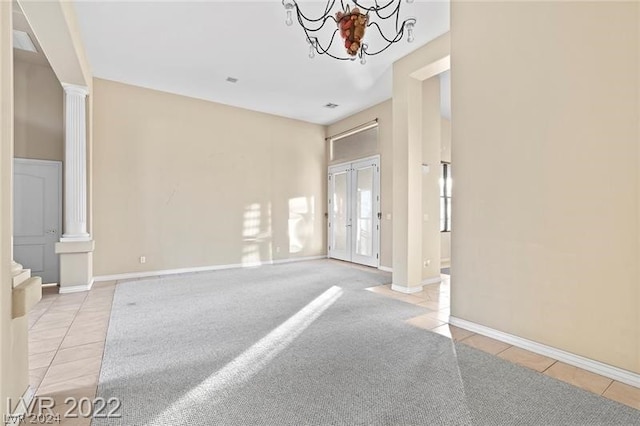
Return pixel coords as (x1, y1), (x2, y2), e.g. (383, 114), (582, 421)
(282, 0), (417, 64)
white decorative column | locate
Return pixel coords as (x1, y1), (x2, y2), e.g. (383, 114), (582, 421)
(55, 84), (94, 293)
(61, 84), (89, 241)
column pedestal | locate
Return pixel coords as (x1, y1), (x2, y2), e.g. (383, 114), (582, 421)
(56, 240), (94, 293)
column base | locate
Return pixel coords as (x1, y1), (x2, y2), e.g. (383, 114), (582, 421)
(60, 233), (91, 242)
(11, 260), (24, 275)
(55, 239), (94, 293)
(391, 283), (424, 294)
(12, 263), (42, 318)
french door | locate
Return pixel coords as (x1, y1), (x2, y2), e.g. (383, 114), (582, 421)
(328, 156), (380, 267)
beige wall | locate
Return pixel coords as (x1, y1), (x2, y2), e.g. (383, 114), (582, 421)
(326, 100), (392, 269)
(451, 1), (639, 373)
(441, 118), (450, 266)
(92, 79), (326, 276)
(421, 77), (442, 280)
(13, 59), (63, 161)
(392, 33), (450, 289)
(1, 3), (30, 419)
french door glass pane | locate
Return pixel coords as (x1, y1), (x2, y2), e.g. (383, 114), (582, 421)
(333, 172), (348, 251)
(355, 166), (373, 257)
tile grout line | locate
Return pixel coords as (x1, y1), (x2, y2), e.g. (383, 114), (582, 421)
(37, 292), (116, 394)
(35, 292), (89, 395)
(30, 295), (58, 330)
(600, 380), (615, 396)
(541, 360), (558, 374)
(495, 344), (512, 356)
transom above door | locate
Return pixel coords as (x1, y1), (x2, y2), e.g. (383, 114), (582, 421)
(328, 156), (380, 267)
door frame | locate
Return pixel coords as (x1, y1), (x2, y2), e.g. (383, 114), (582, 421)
(327, 154), (381, 267)
(13, 157), (63, 282)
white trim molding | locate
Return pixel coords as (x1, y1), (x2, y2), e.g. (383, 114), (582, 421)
(421, 276), (442, 286)
(378, 266), (393, 273)
(449, 316), (640, 389)
(5, 386), (34, 426)
(58, 279), (94, 294)
(94, 256), (327, 283)
(391, 284), (423, 294)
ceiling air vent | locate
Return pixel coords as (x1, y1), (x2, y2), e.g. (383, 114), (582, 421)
(13, 30), (37, 53)
(324, 103), (339, 109)
(226, 77), (239, 83)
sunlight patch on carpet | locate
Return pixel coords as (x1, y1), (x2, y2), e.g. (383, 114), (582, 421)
(148, 285), (343, 425)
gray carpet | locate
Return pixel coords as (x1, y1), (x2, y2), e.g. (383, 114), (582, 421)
(441, 267), (450, 275)
(94, 260), (640, 425)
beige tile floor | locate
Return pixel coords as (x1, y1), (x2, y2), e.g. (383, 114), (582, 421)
(27, 281), (116, 425)
(367, 274), (640, 411)
(25, 272), (639, 426)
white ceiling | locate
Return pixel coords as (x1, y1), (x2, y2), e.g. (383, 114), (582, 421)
(73, 1), (449, 125)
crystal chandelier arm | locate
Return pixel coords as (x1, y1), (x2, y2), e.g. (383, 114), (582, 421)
(293, 0), (337, 23)
(309, 29), (354, 61)
(295, 10), (339, 34)
(351, 0), (397, 14)
(358, 0), (402, 25)
(362, 20), (407, 55)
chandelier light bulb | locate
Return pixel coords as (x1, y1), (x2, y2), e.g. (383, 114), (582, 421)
(286, 10), (293, 26)
(309, 44), (315, 59)
(405, 19), (416, 43)
(360, 44), (368, 65)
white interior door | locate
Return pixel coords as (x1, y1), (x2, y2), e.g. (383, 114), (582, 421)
(328, 164), (351, 262)
(14, 159), (62, 284)
(328, 156), (380, 267)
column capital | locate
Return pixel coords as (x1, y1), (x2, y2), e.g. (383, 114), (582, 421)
(62, 83), (89, 97)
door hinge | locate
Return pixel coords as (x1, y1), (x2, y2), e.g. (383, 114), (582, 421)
(377, 212), (382, 219)
(376, 253), (379, 259)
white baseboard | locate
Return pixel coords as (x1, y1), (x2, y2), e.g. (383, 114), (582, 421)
(58, 279), (94, 294)
(5, 386), (34, 426)
(449, 316), (640, 389)
(421, 277), (442, 285)
(441, 258), (451, 268)
(391, 284), (423, 294)
(93, 255), (328, 283)
(378, 266), (393, 273)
